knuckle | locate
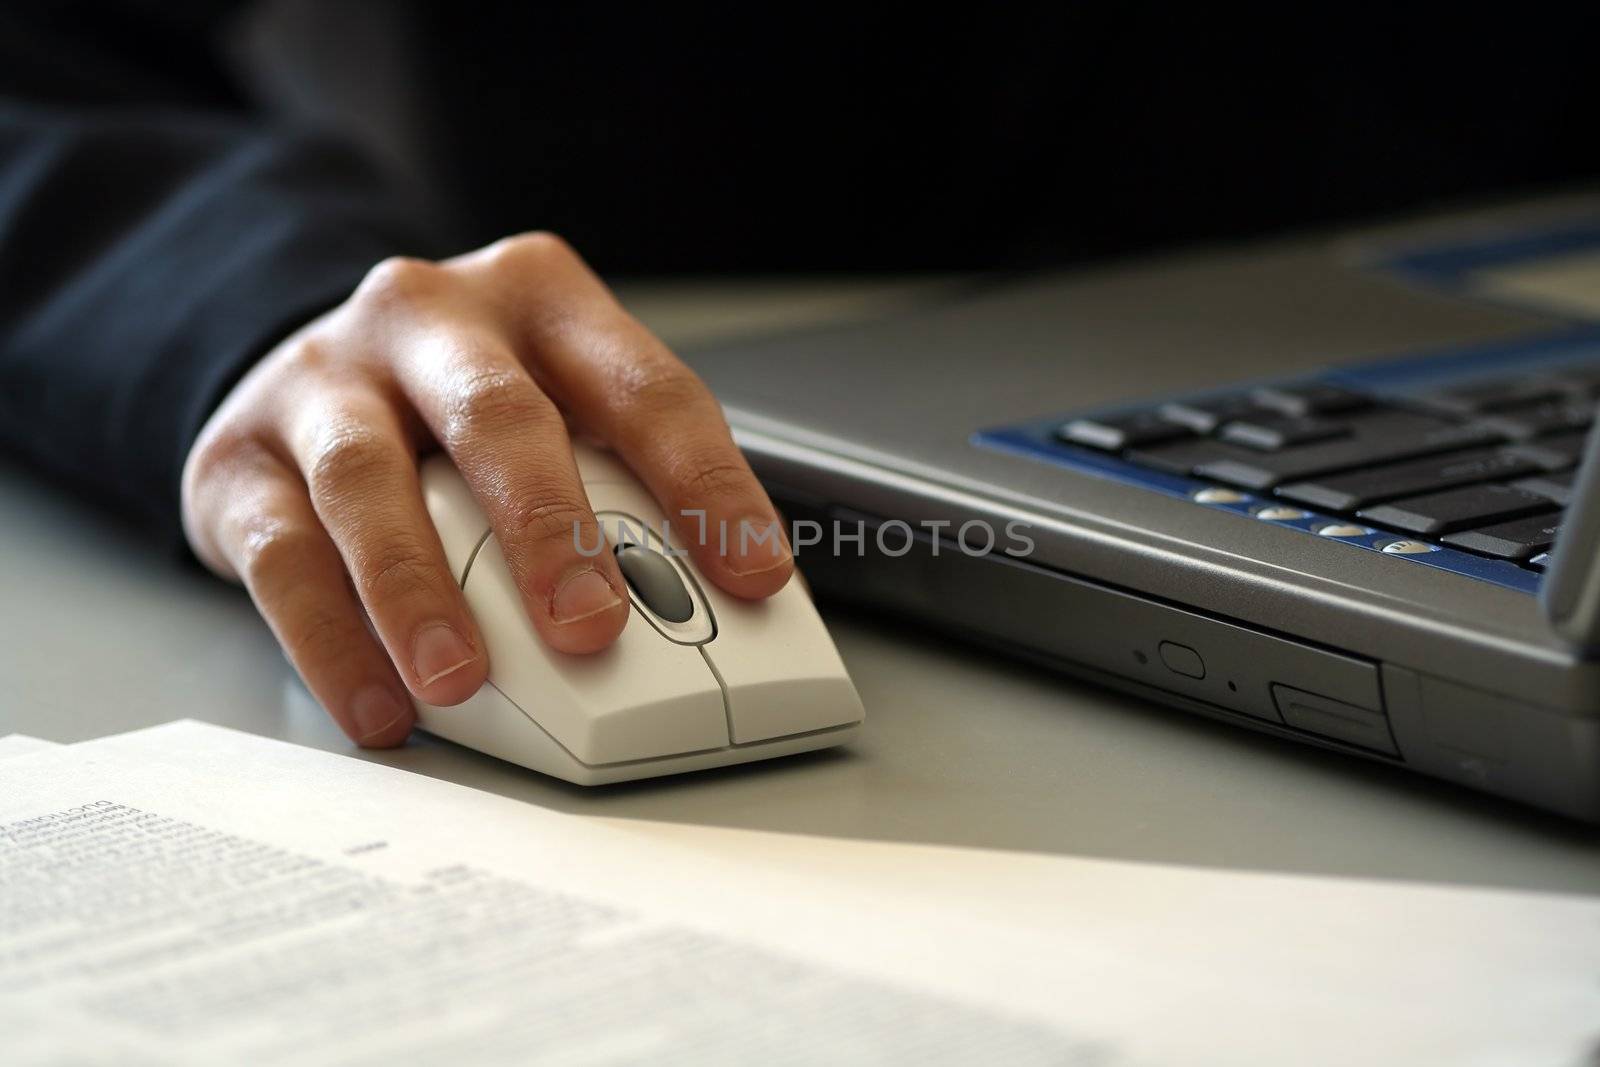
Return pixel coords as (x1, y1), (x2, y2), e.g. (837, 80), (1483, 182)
(678, 458), (753, 502)
(182, 433), (266, 562)
(236, 518), (321, 592)
(355, 255), (448, 310)
(185, 438), (294, 578)
(282, 603), (351, 667)
(612, 355), (709, 420)
(444, 368), (554, 441)
(486, 230), (574, 271)
(184, 426), (259, 491)
(499, 492), (595, 554)
(354, 540), (441, 603)
(304, 423), (398, 503)
(279, 334), (339, 376)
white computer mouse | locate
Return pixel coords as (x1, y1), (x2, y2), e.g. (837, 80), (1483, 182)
(413, 444), (864, 784)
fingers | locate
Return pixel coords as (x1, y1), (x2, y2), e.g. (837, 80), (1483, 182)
(582, 349), (793, 599)
(206, 451), (415, 747)
(284, 389), (487, 706)
(181, 228), (785, 759)
(379, 289), (629, 653)
(455, 234), (793, 599)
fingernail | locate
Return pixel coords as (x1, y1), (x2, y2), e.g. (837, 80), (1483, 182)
(551, 567), (622, 624)
(350, 684), (408, 742)
(412, 622), (477, 687)
(727, 515), (791, 576)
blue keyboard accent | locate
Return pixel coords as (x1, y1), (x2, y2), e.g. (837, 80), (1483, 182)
(1327, 328), (1600, 395)
(970, 331), (1600, 598)
(1374, 219), (1600, 306)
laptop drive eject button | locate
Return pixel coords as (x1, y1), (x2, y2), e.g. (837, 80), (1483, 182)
(1158, 641), (1206, 679)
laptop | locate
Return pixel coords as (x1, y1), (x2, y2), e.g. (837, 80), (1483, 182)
(683, 193), (1600, 822)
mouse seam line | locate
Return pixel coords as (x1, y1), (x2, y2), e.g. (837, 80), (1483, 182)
(458, 528), (494, 587)
(482, 679), (587, 764)
(698, 645), (737, 743)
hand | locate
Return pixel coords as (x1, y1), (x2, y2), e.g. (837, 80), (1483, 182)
(182, 233), (793, 747)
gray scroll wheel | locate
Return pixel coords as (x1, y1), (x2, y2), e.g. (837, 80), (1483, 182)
(613, 543), (695, 623)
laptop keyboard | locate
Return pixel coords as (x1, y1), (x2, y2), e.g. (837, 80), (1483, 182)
(1052, 371), (1600, 571)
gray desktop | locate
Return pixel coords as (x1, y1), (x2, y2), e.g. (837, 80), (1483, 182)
(4, 266), (1598, 896)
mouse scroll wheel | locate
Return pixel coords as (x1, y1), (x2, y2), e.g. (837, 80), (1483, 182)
(614, 544), (695, 623)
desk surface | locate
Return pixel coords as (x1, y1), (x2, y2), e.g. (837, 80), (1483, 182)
(4, 277), (1598, 896)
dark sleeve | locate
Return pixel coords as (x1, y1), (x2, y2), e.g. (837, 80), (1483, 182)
(0, 7), (436, 543)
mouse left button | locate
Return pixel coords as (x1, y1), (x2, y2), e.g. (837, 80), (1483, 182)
(462, 536), (730, 764)
(420, 454), (491, 584)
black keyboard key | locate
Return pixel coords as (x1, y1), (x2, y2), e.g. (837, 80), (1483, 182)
(1133, 412), (1505, 490)
(1157, 394), (1264, 434)
(1473, 399), (1595, 441)
(1219, 415), (1349, 451)
(1410, 379), (1565, 417)
(1503, 432), (1590, 471)
(1128, 439), (1235, 477)
(1511, 471), (1578, 506)
(1358, 485), (1555, 536)
(1250, 383), (1370, 417)
(1441, 514), (1563, 561)
(1276, 448), (1538, 512)
(1058, 411), (1190, 451)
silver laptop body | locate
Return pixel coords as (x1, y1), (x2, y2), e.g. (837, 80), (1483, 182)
(686, 194), (1600, 821)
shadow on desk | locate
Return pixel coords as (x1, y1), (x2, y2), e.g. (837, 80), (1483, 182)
(348, 607), (1600, 897)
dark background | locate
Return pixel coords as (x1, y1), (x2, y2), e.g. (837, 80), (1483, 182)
(6, 3), (1598, 273)
(420, 7), (1600, 272)
(1, 2), (1598, 538)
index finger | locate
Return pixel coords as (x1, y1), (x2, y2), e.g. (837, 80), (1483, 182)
(369, 259), (631, 655)
(453, 233), (793, 600)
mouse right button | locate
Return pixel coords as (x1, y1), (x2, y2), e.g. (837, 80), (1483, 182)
(700, 576), (864, 744)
